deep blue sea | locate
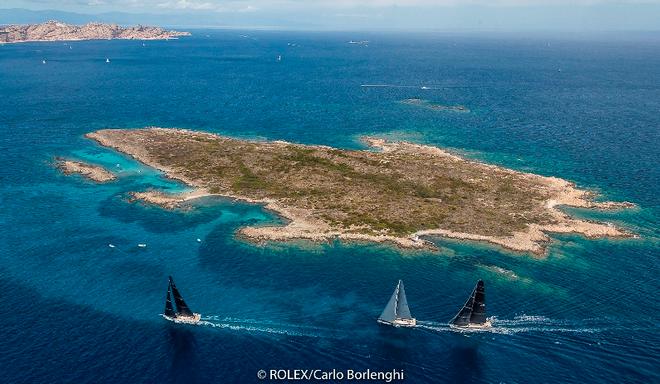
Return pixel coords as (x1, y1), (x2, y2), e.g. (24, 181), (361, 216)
(0, 30), (658, 383)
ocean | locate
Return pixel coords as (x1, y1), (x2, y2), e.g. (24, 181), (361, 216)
(0, 30), (658, 383)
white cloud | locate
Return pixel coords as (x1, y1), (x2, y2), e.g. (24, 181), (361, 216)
(13, 0), (660, 9)
(139, 0), (660, 14)
(153, 0), (262, 12)
(238, 5), (258, 12)
(6, 0), (660, 30)
(157, 0), (217, 10)
(8, 0), (660, 18)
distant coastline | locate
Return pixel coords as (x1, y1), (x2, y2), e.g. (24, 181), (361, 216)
(81, 128), (636, 256)
(0, 20), (190, 44)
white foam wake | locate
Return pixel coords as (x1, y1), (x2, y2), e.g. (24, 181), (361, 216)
(417, 315), (602, 335)
(195, 315), (342, 338)
(162, 313), (610, 337)
(360, 84), (440, 89)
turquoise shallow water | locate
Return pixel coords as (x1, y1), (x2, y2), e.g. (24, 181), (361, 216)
(0, 31), (658, 383)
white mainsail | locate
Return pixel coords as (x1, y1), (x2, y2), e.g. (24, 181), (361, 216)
(378, 280), (414, 325)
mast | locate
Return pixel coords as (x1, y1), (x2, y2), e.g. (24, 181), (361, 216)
(393, 280), (401, 318)
(164, 281), (176, 318)
(469, 280), (487, 324)
(169, 276), (194, 317)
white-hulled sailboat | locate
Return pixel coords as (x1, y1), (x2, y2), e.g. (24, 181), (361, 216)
(449, 280), (491, 329)
(377, 280), (416, 327)
(163, 276), (201, 324)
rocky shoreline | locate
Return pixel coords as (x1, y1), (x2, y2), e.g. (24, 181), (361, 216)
(0, 20), (190, 44)
(56, 158), (116, 183)
(85, 128), (636, 256)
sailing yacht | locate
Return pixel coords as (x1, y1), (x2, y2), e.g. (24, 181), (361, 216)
(449, 280), (491, 328)
(163, 276), (201, 324)
(377, 280), (416, 327)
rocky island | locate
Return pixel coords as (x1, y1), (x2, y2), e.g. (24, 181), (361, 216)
(0, 20), (190, 44)
(401, 98), (470, 113)
(56, 158), (116, 182)
(86, 128), (634, 255)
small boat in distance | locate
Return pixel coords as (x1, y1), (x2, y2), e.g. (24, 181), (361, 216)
(105, 58), (110, 63)
(449, 280), (491, 329)
(378, 280), (416, 327)
(163, 276), (201, 324)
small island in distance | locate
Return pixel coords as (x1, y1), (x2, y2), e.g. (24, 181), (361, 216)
(401, 98), (470, 113)
(81, 128), (635, 256)
(0, 20), (190, 44)
(55, 158), (116, 183)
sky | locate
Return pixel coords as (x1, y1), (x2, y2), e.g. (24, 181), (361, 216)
(2, 0), (660, 30)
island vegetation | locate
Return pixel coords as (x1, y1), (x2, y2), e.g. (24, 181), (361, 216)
(86, 128), (634, 255)
(56, 158), (116, 182)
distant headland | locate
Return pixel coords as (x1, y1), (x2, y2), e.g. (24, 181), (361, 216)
(0, 20), (190, 44)
(84, 128), (635, 255)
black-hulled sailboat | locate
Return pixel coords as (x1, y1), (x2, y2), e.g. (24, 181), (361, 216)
(163, 276), (201, 324)
(449, 280), (491, 328)
(377, 280), (417, 327)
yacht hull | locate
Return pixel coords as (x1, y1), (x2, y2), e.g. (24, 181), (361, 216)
(163, 313), (202, 324)
(377, 318), (417, 328)
(449, 320), (492, 330)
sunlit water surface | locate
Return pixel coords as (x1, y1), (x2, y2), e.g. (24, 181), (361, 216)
(0, 31), (658, 383)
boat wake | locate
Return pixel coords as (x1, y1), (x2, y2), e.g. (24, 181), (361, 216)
(162, 312), (633, 338)
(195, 315), (344, 339)
(360, 84), (440, 90)
(417, 315), (605, 335)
